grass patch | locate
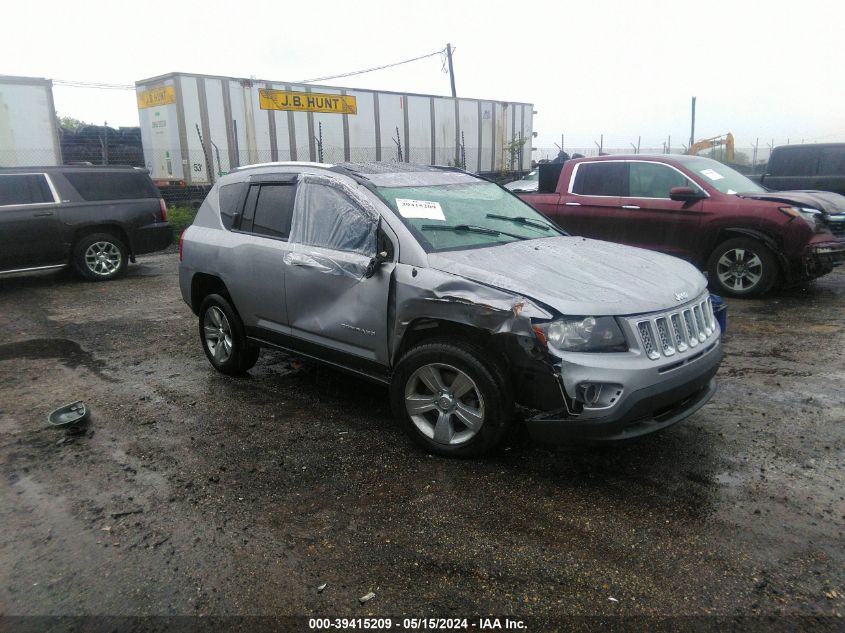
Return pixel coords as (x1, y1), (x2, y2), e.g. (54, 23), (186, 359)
(167, 206), (198, 234)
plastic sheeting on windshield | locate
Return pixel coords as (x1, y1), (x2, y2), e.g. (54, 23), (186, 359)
(288, 175), (378, 257)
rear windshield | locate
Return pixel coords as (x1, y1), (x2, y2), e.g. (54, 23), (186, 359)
(64, 171), (159, 201)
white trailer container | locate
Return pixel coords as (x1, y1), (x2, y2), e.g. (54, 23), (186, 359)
(135, 72), (533, 188)
(0, 75), (62, 167)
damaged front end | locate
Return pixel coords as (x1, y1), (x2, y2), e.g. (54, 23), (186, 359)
(391, 265), (723, 443)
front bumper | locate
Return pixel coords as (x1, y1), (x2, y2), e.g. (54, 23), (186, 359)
(527, 341), (720, 442)
(526, 294), (722, 442)
(804, 240), (845, 274)
(132, 222), (173, 255)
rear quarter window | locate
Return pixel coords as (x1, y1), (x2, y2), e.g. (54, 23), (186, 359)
(218, 182), (248, 230)
(63, 171), (159, 201)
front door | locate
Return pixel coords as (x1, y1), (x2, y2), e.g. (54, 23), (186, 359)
(283, 180), (394, 368)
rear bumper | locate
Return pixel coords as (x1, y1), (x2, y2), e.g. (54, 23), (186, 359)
(526, 338), (721, 442)
(132, 222), (173, 255)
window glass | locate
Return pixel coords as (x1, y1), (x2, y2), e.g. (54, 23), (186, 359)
(683, 157), (764, 194)
(238, 186), (259, 232)
(0, 174), (53, 206)
(64, 171), (158, 201)
(252, 184), (296, 238)
(218, 182), (248, 230)
(629, 162), (700, 198)
(572, 162), (628, 196)
(290, 183), (376, 255)
(818, 147), (845, 176)
(768, 147), (819, 177)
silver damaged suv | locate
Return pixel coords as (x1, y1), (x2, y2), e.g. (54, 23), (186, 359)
(179, 162), (722, 457)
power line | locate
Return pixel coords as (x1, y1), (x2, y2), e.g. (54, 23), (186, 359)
(294, 47), (447, 84)
(53, 79), (135, 90)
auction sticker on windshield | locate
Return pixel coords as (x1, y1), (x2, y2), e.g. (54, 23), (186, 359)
(700, 168), (725, 181)
(395, 198), (446, 221)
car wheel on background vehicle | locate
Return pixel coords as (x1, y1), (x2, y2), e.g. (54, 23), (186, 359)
(390, 340), (513, 458)
(72, 232), (129, 281)
(707, 237), (778, 298)
(199, 293), (260, 375)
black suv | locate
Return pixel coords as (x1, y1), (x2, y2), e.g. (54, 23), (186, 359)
(0, 165), (172, 280)
(757, 143), (845, 196)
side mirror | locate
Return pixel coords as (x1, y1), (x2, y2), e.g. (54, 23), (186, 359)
(669, 186), (706, 202)
(364, 251), (389, 279)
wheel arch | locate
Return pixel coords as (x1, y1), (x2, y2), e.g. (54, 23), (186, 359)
(709, 227), (789, 273)
(71, 224), (133, 260)
(190, 273), (231, 315)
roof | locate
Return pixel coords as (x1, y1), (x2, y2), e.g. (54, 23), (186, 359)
(569, 153), (718, 164)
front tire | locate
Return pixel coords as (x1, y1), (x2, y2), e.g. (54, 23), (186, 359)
(72, 232), (128, 281)
(707, 237), (778, 298)
(390, 340), (513, 458)
(199, 294), (259, 375)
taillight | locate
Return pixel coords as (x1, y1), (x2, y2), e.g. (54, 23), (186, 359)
(179, 230), (185, 261)
(159, 198), (168, 222)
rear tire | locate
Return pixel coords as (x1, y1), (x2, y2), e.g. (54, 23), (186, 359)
(199, 294), (259, 375)
(72, 232), (128, 281)
(707, 237), (778, 298)
(390, 339), (513, 458)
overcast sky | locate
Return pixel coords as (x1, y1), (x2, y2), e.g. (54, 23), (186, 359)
(3, 0), (843, 151)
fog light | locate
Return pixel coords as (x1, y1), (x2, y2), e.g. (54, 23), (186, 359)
(575, 382), (624, 409)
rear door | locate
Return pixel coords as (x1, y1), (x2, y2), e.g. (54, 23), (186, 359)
(225, 176), (297, 337)
(0, 173), (63, 270)
(558, 161), (627, 241)
(283, 178), (394, 368)
(618, 161), (706, 259)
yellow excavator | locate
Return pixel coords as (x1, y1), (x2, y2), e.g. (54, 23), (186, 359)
(688, 133), (735, 162)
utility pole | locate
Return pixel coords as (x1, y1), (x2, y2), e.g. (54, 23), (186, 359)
(689, 96), (696, 148)
(446, 43), (457, 98)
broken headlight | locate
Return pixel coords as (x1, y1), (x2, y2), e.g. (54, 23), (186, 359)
(533, 316), (627, 353)
(779, 206), (822, 231)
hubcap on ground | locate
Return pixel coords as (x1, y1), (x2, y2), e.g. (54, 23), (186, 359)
(404, 363), (485, 446)
(84, 241), (122, 276)
(716, 248), (763, 291)
(203, 306), (233, 363)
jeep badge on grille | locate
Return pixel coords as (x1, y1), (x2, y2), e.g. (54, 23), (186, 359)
(675, 291), (689, 301)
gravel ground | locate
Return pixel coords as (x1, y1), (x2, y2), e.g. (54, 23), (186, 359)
(0, 253), (843, 624)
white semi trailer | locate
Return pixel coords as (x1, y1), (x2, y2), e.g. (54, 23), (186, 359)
(135, 72), (533, 203)
(0, 75), (62, 167)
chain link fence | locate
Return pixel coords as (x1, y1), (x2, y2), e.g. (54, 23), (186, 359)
(532, 146), (773, 175)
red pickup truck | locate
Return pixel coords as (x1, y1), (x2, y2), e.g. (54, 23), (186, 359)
(516, 155), (845, 297)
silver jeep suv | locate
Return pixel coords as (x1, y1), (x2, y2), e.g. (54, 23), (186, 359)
(179, 162), (722, 457)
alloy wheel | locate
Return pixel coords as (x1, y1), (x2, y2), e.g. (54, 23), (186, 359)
(84, 241), (122, 277)
(203, 306), (233, 364)
(716, 248), (763, 292)
(404, 363), (485, 446)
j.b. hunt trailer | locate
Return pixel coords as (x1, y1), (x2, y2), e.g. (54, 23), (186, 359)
(135, 71), (533, 204)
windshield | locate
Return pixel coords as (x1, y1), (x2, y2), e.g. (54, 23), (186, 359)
(377, 181), (563, 252)
(684, 157), (765, 194)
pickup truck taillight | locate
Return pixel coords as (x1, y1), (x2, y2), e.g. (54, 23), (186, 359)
(159, 198), (168, 222)
(179, 230), (185, 261)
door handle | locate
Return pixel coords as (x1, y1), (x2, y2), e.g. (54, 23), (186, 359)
(32, 211), (54, 217)
(564, 202), (581, 206)
(621, 205), (640, 209)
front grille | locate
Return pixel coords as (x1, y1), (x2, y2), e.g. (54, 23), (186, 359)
(824, 216), (845, 237)
(634, 295), (718, 361)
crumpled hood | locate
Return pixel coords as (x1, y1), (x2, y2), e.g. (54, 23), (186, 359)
(427, 236), (707, 317)
(738, 190), (845, 214)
